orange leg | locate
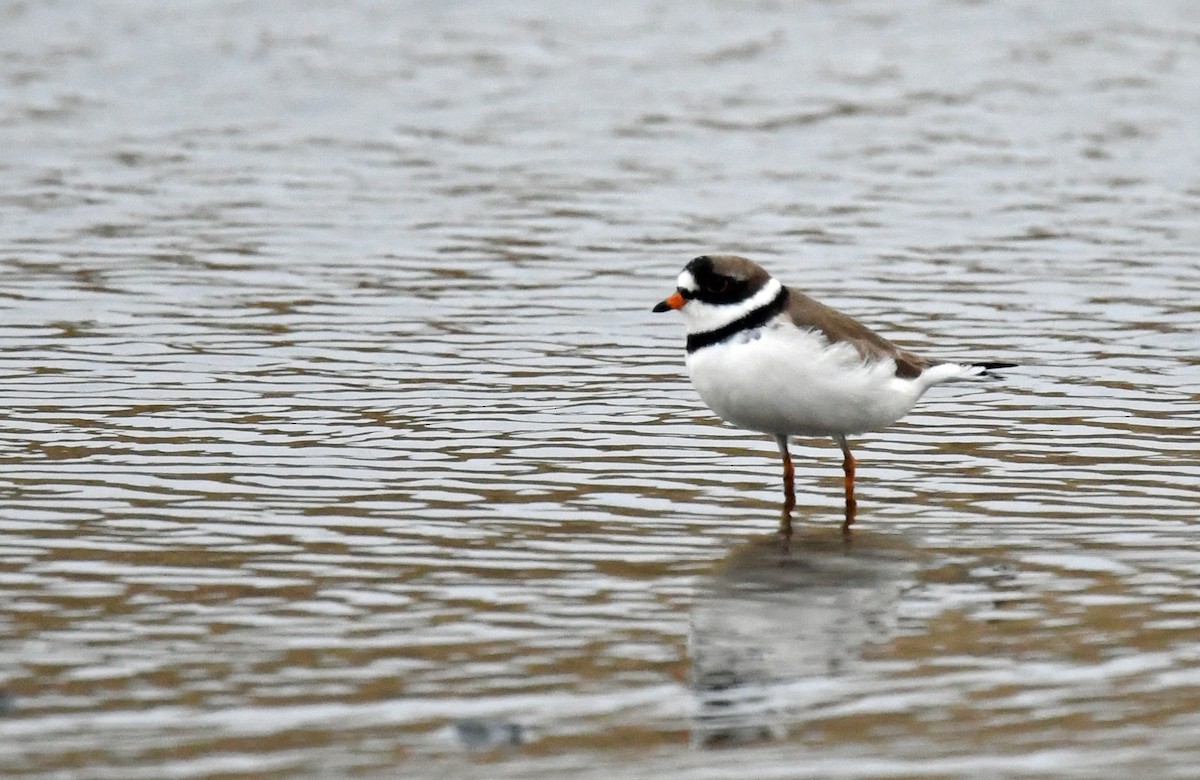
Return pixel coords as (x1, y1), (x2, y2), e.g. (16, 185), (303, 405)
(775, 434), (795, 537)
(835, 435), (857, 531)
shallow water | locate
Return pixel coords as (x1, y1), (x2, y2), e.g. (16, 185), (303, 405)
(2, 1), (1200, 777)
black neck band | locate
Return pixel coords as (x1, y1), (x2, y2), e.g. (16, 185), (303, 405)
(686, 285), (789, 353)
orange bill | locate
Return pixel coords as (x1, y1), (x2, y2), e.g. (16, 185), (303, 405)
(652, 290), (687, 313)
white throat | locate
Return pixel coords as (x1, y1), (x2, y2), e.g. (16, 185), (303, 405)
(679, 277), (783, 335)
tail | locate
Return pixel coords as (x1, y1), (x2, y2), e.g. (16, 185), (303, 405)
(970, 361), (1017, 378)
(921, 360), (1016, 387)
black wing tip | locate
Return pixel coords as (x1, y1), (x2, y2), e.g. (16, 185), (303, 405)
(971, 361), (1017, 379)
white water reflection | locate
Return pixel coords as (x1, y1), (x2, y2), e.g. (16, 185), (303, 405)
(690, 532), (917, 748)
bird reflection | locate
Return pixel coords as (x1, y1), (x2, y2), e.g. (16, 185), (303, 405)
(688, 528), (917, 748)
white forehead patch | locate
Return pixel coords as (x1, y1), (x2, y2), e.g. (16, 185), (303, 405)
(676, 269), (697, 291)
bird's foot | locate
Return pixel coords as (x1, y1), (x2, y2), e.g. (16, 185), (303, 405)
(840, 498), (857, 539)
(778, 509), (793, 552)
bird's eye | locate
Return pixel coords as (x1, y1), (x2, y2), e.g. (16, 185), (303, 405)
(709, 277), (730, 293)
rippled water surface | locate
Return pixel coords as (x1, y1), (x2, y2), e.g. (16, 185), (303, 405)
(3, 1), (1200, 777)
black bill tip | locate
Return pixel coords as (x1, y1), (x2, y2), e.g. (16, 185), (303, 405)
(652, 290), (687, 313)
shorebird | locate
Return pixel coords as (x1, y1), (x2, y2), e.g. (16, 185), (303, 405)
(653, 254), (1013, 534)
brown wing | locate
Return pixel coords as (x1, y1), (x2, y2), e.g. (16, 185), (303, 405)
(784, 289), (931, 379)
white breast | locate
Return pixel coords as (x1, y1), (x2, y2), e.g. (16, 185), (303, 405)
(684, 320), (926, 437)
